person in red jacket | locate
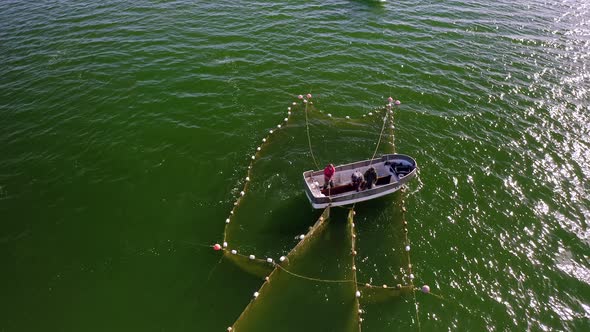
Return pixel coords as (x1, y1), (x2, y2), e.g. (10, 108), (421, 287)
(323, 164), (335, 190)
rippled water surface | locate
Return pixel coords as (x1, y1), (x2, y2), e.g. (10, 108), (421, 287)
(1, 0), (589, 331)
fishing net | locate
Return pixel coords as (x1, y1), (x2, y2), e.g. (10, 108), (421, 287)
(211, 95), (425, 331)
(229, 207), (361, 332)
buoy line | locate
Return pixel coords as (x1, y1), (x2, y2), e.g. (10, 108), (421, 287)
(349, 206), (363, 330)
(401, 188), (423, 332)
(220, 97), (296, 245)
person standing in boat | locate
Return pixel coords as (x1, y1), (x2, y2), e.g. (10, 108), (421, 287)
(323, 163), (335, 190)
(351, 170), (364, 191)
(363, 167), (377, 190)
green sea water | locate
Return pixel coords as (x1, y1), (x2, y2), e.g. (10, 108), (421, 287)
(1, 0), (589, 331)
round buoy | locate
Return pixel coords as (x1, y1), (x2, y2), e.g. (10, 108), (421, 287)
(422, 285), (430, 294)
(257, 147), (261, 151)
(284, 118), (288, 122)
(287, 107), (291, 111)
(346, 116), (350, 119)
(277, 124), (281, 128)
(355, 291), (361, 298)
(368, 112), (373, 116)
(225, 218), (230, 224)
(279, 256), (286, 262)
(383, 284), (387, 288)
(251, 156), (255, 160)
(240, 191), (245, 196)
(227, 327), (232, 331)
(405, 245), (411, 252)
(254, 292), (259, 298)
(395, 100), (401, 105)
(388, 97), (393, 102)
(231, 250), (237, 254)
(396, 284), (402, 289)
(269, 130), (273, 134)
(223, 242), (228, 248)
(245, 177), (250, 181)
(307, 93), (312, 99)
(249, 254), (255, 260)
(266, 258), (273, 263)
(299, 234), (305, 240)
(327, 113), (332, 117)
(298, 95), (303, 99)
(213, 244), (221, 251)
(409, 273), (415, 280)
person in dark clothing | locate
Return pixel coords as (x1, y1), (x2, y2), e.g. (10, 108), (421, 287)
(363, 167), (378, 190)
(351, 170), (364, 191)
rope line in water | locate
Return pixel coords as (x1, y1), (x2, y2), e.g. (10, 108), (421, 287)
(226, 257), (419, 290)
(303, 97), (321, 171)
(223, 246), (424, 290)
(369, 107), (390, 165)
(275, 264), (355, 284)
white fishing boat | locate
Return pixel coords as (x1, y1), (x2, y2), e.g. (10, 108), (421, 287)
(303, 154), (417, 209)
